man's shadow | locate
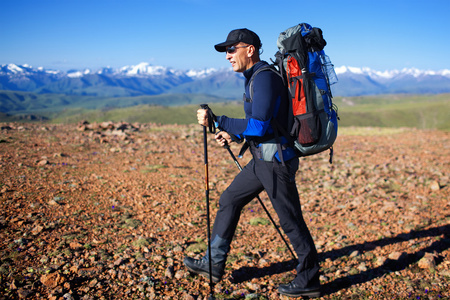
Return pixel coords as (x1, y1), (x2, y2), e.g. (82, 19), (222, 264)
(230, 224), (450, 295)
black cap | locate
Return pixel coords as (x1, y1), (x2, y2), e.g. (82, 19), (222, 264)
(214, 28), (262, 52)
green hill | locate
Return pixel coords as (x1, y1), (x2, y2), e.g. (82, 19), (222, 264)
(334, 94), (450, 130)
(49, 102), (245, 125)
(0, 90), (235, 113)
(1, 91), (449, 130)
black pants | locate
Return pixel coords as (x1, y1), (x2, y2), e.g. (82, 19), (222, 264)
(211, 155), (320, 288)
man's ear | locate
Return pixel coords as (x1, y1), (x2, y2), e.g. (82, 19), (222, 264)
(248, 45), (255, 57)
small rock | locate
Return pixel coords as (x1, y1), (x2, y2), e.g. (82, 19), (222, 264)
(69, 242), (83, 250)
(10, 279), (18, 290)
(63, 293), (75, 300)
(37, 160), (48, 166)
(245, 282), (259, 291)
(48, 199), (59, 206)
(40, 256), (49, 264)
(31, 225), (44, 235)
(108, 269), (117, 279)
(388, 251), (406, 261)
(165, 266), (174, 278)
(349, 250), (360, 258)
(69, 265), (79, 273)
(40, 272), (66, 288)
(376, 256), (388, 266)
(173, 245), (183, 253)
(429, 180), (440, 191)
(100, 121), (114, 130)
(117, 270), (124, 280)
(114, 258), (124, 266)
(418, 253), (436, 269)
(258, 258), (269, 266)
(77, 125), (88, 131)
(357, 262), (367, 272)
(153, 255), (163, 261)
(173, 270), (184, 280)
(348, 267), (359, 275)
(88, 278), (98, 288)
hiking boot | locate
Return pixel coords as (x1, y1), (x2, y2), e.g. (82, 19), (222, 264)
(278, 281), (321, 298)
(183, 256), (225, 283)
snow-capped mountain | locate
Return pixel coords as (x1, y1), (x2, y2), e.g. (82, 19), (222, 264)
(117, 62), (186, 78)
(335, 66), (450, 80)
(332, 66), (450, 96)
(0, 64), (62, 76)
(185, 68), (222, 79)
(67, 69), (92, 78)
(1, 63), (449, 98)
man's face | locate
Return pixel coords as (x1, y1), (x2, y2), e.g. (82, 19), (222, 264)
(225, 43), (252, 73)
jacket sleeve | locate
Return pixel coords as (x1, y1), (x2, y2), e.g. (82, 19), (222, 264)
(217, 70), (282, 138)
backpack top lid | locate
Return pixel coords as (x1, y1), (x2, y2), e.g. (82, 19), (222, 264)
(277, 23), (327, 54)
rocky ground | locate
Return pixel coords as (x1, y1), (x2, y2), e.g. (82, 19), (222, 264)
(0, 122), (449, 300)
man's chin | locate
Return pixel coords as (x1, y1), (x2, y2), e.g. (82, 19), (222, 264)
(232, 66), (243, 73)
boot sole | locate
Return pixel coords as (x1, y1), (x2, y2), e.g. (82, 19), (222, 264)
(185, 264), (222, 283)
(279, 289), (321, 298)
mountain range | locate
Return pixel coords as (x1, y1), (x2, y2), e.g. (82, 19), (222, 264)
(1, 63), (450, 101)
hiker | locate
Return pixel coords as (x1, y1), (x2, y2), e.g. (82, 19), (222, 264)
(184, 28), (321, 298)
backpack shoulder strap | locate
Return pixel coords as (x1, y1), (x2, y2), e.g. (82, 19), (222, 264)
(246, 65), (293, 165)
(247, 65), (282, 102)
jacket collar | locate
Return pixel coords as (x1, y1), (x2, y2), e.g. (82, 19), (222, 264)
(243, 61), (268, 80)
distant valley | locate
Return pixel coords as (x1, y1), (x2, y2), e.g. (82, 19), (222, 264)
(1, 63), (449, 129)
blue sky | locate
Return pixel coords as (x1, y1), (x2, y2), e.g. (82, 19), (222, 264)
(1, 0), (449, 72)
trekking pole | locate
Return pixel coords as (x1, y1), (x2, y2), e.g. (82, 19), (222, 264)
(224, 144), (297, 261)
(200, 104), (216, 300)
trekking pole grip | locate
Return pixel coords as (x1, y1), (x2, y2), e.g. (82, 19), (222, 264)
(200, 104), (217, 134)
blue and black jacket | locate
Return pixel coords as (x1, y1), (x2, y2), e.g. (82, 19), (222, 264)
(216, 61), (296, 162)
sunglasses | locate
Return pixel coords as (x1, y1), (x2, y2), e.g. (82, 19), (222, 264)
(226, 45), (250, 54)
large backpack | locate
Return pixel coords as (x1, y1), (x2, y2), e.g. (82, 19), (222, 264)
(249, 23), (339, 163)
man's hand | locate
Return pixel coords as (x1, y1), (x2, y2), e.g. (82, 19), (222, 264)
(215, 131), (233, 147)
(197, 109), (209, 127)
